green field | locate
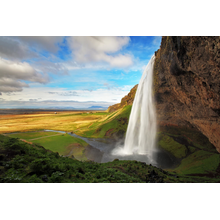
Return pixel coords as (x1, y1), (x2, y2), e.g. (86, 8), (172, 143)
(7, 131), (89, 161)
(8, 131), (60, 140)
(1, 134), (220, 183)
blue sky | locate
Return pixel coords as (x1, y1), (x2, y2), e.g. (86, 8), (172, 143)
(0, 36), (161, 109)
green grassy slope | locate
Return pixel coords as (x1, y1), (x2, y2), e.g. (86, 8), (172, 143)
(8, 132), (89, 161)
(76, 105), (132, 139)
(32, 134), (87, 154)
(0, 134), (178, 183)
(8, 131), (60, 140)
(157, 128), (220, 176)
(1, 134), (220, 183)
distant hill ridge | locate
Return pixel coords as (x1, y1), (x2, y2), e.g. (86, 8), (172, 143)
(107, 84), (138, 113)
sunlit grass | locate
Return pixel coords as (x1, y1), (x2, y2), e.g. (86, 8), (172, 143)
(0, 111), (109, 134)
(75, 105), (132, 138)
(8, 131), (60, 140)
(7, 131), (89, 160)
(32, 133), (88, 156)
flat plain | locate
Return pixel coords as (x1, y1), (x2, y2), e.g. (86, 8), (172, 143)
(1, 110), (118, 161)
(0, 110), (108, 134)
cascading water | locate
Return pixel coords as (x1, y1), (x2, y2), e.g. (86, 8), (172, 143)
(111, 54), (157, 162)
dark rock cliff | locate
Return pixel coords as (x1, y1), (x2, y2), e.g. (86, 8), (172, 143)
(154, 36), (220, 152)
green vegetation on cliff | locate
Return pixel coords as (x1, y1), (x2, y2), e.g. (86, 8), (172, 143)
(76, 105), (132, 139)
(158, 133), (187, 158)
(157, 126), (220, 178)
(174, 150), (220, 175)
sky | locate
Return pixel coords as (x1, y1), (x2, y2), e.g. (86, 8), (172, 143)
(0, 36), (161, 109)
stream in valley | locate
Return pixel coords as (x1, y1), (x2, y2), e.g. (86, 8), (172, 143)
(45, 130), (178, 169)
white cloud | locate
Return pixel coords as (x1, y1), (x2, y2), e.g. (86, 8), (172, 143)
(67, 36), (133, 68)
(48, 91), (78, 96)
(0, 36), (64, 60)
(0, 37), (68, 84)
(0, 58), (49, 93)
(0, 85), (132, 104)
(16, 36), (63, 53)
(107, 54), (133, 68)
(0, 77), (28, 92)
(0, 58), (48, 82)
(0, 99), (115, 109)
(32, 59), (68, 76)
(0, 37), (37, 60)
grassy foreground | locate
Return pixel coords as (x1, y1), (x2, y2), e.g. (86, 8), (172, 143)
(1, 107), (220, 182)
(1, 134), (220, 183)
(2, 134), (220, 183)
(7, 131), (89, 161)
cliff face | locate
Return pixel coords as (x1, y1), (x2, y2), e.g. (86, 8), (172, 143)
(154, 37), (220, 152)
(107, 37), (220, 153)
(107, 84), (138, 113)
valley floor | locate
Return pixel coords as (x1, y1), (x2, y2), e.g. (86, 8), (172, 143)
(1, 107), (220, 183)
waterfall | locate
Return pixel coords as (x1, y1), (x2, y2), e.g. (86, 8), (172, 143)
(112, 55), (157, 161)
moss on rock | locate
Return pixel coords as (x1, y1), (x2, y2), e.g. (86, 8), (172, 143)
(174, 150), (220, 175)
(158, 134), (188, 158)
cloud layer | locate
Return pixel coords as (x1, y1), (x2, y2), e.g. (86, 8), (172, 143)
(0, 99), (114, 109)
(68, 36), (133, 68)
(0, 36), (66, 93)
(16, 36), (63, 53)
(0, 37), (36, 61)
(0, 36), (161, 108)
(48, 91), (78, 96)
(0, 36), (136, 94)
(0, 58), (49, 93)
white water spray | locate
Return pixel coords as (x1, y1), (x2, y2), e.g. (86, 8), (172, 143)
(112, 55), (157, 161)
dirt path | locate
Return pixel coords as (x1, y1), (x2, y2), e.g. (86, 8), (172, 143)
(29, 133), (63, 141)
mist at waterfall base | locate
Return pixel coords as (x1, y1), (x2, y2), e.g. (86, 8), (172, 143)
(69, 55), (176, 168)
(101, 55), (176, 168)
(101, 55), (157, 165)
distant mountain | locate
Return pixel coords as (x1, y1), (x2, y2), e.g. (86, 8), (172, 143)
(88, 106), (106, 109)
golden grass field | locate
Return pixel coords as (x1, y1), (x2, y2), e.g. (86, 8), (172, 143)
(1, 108), (121, 161)
(0, 110), (109, 134)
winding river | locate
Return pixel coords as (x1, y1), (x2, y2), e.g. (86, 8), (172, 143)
(45, 130), (178, 169)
